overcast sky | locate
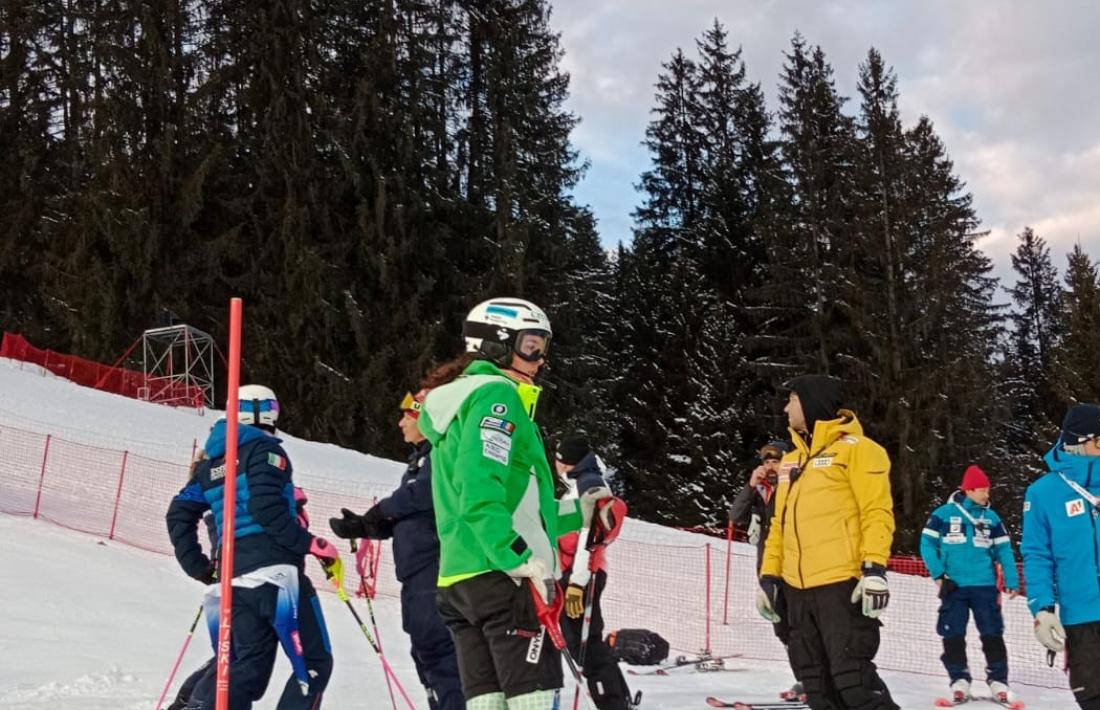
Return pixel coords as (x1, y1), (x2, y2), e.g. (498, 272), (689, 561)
(551, 0), (1100, 286)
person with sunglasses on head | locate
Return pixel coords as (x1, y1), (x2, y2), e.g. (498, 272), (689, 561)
(1021, 403), (1100, 710)
(166, 385), (338, 709)
(415, 298), (613, 710)
(730, 439), (802, 701)
(756, 375), (899, 710)
(328, 389), (464, 710)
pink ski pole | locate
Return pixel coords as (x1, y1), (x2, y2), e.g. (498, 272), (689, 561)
(154, 603), (204, 710)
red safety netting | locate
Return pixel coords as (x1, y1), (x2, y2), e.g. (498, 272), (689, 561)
(0, 420), (1069, 690)
(1, 333), (204, 408)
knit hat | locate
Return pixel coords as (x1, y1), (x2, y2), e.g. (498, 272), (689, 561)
(960, 465), (991, 491)
(1060, 403), (1100, 447)
(556, 432), (591, 466)
(785, 375), (843, 434)
(759, 440), (790, 461)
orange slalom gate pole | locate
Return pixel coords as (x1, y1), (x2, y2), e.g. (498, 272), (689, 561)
(215, 298), (243, 710)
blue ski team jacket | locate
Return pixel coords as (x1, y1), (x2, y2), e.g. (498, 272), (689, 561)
(1021, 446), (1100, 626)
(920, 490), (1019, 590)
(166, 420), (311, 579)
(376, 441), (441, 584)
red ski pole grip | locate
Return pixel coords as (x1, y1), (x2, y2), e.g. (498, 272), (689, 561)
(529, 579), (567, 650)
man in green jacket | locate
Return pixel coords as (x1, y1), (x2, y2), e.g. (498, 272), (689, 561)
(419, 297), (608, 710)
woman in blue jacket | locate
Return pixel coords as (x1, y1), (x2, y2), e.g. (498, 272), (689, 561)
(329, 390), (463, 710)
(1022, 404), (1100, 710)
(920, 465), (1019, 704)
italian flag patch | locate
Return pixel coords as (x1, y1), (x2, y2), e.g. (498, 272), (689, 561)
(267, 452), (287, 470)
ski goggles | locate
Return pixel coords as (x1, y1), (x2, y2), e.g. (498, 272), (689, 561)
(240, 398), (279, 416)
(517, 381), (543, 419)
(513, 329), (551, 363)
(399, 392), (423, 418)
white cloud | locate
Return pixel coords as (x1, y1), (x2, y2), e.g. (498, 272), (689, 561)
(552, 0), (1100, 285)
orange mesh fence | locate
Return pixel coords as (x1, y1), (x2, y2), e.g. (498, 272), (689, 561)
(1, 333), (204, 408)
(0, 421), (1070, 689)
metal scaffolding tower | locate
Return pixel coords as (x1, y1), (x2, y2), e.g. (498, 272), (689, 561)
(141, 324), (215, 411)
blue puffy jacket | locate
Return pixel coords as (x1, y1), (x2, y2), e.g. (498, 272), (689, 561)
(377, 441), (440, 584)
(166, 421), (311, 579)
(920, 490), (1019, 589)
(1021, 446), (1100, 625)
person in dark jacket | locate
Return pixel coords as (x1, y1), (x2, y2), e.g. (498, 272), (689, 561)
(730, 440), (789, 570)
(329, 389), (463, 710)
(730, 439), (801, 700)
(557, 433), (635, 710)
(166, 385), (341, 710)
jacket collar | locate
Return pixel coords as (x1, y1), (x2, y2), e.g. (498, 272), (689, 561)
(789, 409), (863, 455)
(1044, 444), (1100, 486)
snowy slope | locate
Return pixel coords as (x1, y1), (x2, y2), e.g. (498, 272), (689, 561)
(0, 515), (1077, 709)
(0, 358), (1081, 708)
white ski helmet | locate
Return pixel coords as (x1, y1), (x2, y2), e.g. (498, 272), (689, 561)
(463, 298), (552, 366)
(238, 384), (279, 428)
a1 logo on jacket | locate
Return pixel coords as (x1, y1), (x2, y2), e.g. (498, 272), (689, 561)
(1066, 498), (1086, 518)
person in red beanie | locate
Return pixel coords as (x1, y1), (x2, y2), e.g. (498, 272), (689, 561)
(920, 465), (1021, 705)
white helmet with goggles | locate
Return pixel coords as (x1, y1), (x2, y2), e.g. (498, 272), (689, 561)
(238, 384), (279, 429)
(463, 298), (552, 367)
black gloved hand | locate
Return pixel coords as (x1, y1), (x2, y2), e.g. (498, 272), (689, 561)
(359, 504), (394, 539)
(938, 576), (958, 599)
(329, 508), (368, 539)
(196, 561), (218, 585)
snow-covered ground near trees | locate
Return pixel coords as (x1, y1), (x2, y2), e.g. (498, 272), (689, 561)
(0, 357), (1079, 708)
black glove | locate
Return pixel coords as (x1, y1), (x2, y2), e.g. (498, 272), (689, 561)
(195, 561), (218, 585)
(360, 504), (394, 539)
(329, 505), (392, 540)
(938, 576), (958, 599)
(329, 508), (368, 539)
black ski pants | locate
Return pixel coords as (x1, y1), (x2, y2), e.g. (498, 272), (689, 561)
(401, 564), (463, 710)
(771, 580), (801, 685)
(185, 573), (332, 710)
(562, 570), (633, 710)
(436, 571), (563, 700)
(785, 579), (898, 710)
(1068, 621), (1100, 710)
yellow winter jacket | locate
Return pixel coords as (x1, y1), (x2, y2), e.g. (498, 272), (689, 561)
(760, 410), (895, 589)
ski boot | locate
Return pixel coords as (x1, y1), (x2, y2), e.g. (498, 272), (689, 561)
(950, 679), (971, 704)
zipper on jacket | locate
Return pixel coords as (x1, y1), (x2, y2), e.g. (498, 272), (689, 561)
(791, 453), (806, 589)
(1090, 463), (1100, 597)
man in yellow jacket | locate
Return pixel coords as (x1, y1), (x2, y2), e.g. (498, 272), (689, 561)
(757, 375), (899, 710)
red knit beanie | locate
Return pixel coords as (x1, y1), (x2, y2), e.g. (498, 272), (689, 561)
(960, 465), (991, 491)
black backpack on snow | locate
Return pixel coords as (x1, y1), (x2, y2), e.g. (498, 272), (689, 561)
(607, 628), (669, 665)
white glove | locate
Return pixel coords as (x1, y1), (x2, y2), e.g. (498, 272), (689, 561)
(579, 486), (612, 528)
(756, 576), (782, 623)
(747, 513), (762, 546)
(850, 564), (890, 619)
(505, 557), (554, 603)
(1034, 609), (1065, 652)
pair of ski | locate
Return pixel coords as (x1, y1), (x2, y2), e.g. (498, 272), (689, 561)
(628, 653), (744, 676)
(704, 698), (809, 709)
(934, 695), (1024, 709)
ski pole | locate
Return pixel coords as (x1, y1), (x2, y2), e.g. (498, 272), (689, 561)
(326, 561), (417, 710)
(351, 539), (398, 710)
(529, 580), (597, 710)
(571, 574), (597, 710)
(153, 602), (204, 710)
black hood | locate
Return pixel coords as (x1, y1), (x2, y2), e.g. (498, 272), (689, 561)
(786, 375), (843, 434)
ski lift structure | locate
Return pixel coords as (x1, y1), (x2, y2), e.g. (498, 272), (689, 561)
(139, 324), (215, 412)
